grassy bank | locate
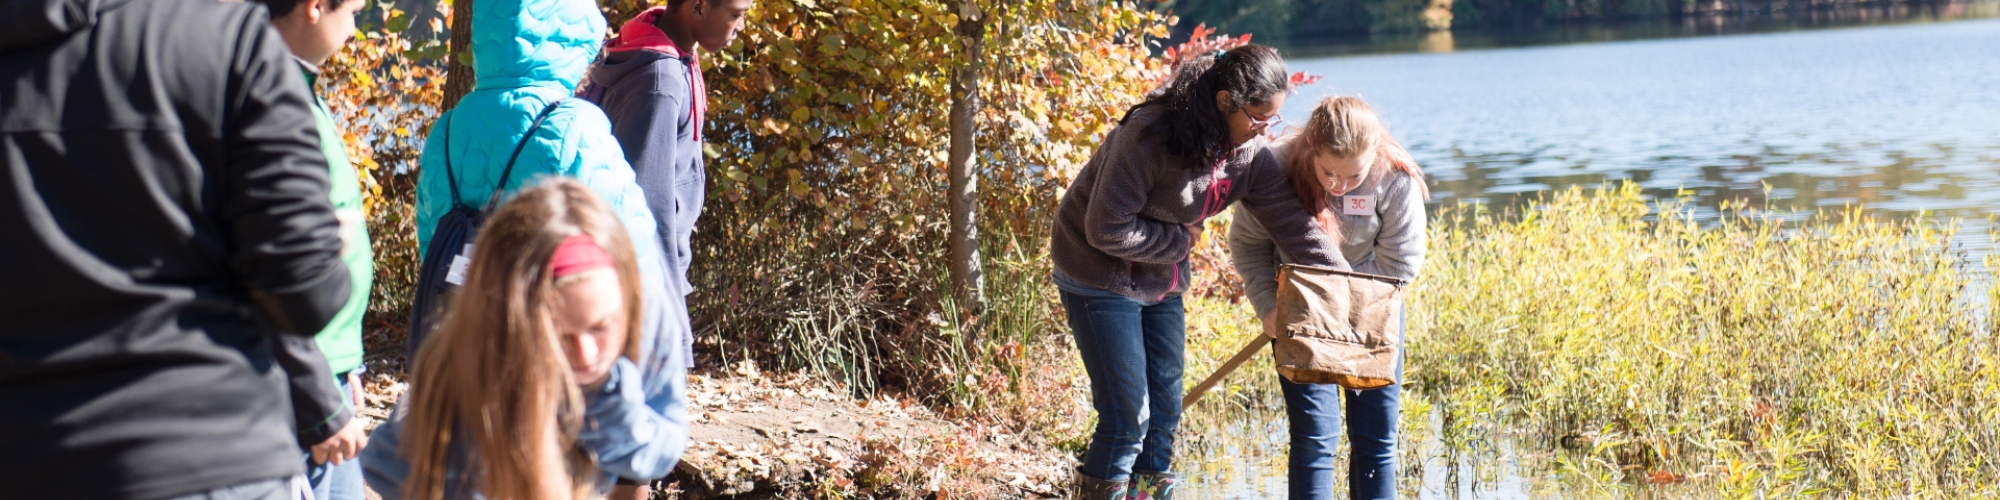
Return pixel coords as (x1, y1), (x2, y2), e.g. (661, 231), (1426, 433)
(356, 167), (2000, 496)
(1412, 183), (1998, 495)
(356, 175), (2000, 497)
(1165, 183), (2000, 495)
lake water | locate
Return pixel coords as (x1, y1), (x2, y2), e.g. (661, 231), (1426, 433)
(1286, 13), (2000, 229)
(1178, 13), (2000, 498)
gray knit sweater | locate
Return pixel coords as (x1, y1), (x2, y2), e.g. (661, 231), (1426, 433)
(1050, 105), (1351, 303)
(1224, 139), (1432, 318)
(1228, 140), (1428, 318)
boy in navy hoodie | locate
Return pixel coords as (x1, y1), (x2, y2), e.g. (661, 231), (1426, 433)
(580, 1), (751, 498)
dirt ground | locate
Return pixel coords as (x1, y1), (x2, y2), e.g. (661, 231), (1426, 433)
(354, 355), (1074, 499)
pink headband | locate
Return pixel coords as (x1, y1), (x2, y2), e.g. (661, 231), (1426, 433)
(550, 234), (613, 278)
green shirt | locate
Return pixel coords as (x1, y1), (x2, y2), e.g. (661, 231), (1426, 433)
(303, 62), (372, 375)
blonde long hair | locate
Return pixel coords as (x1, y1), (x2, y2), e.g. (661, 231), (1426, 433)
(402, 178), (645, 500)
(1283, 96), (1429, 237)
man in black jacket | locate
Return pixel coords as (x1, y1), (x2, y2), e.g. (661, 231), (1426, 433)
(0, 0), (354, 499)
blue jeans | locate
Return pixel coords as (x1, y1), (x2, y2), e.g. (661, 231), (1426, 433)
(160, 476), (298, 500)
(1060, 290), (1185, 483)
(304, 373), (365, 500)
(1283, 313), (1404, 500)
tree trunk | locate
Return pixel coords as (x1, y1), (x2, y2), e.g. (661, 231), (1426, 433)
(440, 0), (476, 111)
(946, 2), (987, 315)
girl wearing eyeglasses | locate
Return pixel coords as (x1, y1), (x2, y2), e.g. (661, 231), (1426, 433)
(1049, 44), (1351, 499)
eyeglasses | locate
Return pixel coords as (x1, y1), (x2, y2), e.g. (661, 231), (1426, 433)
(1246, 109), (1284, 129)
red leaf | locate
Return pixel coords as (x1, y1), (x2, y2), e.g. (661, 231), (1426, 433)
(1647, 471), (1687, 485)
(1287, 71), (1324, 91)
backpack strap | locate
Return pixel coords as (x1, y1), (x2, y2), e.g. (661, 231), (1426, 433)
(439, 115), (463, 209)
(484, 99), (568, 210)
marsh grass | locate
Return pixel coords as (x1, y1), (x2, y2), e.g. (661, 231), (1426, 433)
(1412, 182), (2000, 495)
(1170, 182), (2000, 496)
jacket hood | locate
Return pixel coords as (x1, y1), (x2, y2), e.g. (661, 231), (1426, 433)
(589, 48), (676, 91)
(589, 6), (687, 89)
(0, 0), (136, 52)
(471, 0), (605, 92)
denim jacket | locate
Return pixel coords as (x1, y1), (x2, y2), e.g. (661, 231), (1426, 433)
(361, 357), (689, 499)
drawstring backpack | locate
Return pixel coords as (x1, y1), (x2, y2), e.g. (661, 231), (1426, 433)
(406, 99), (568, 363)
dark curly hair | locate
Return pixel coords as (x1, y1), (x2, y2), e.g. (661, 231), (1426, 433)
(1124, 44), (1291, 168)
(246, 0), (355, 19)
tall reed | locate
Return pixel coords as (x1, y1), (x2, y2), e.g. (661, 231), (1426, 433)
(1411, 182), (2000, 495)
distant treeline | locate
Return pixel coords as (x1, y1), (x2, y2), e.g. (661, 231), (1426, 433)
(1150, 0), (1982, 41)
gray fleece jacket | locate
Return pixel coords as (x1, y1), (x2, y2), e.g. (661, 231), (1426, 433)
(1051, 105), (1351, 302)
(1229, 140), (1428, 318)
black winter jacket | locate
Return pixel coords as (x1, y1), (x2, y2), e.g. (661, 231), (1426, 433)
(0, 0), (353, 498)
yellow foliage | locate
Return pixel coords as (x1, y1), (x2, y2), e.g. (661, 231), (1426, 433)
(320, 6), (448, 332)
(588, 1), (1175, 398)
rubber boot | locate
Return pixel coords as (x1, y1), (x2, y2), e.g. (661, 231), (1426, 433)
(1130, 471), (1177, 500)
(1072, 469), (1129, 500)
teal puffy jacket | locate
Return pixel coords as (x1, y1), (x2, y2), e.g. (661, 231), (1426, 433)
(414, 3), (644, 259)
(383, 0), (691, 490)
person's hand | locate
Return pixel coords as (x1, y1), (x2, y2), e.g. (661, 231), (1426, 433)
(1261, 310), (1280, 339)
(309, 416), (368, 465)
(1186, 222), (1205, 244)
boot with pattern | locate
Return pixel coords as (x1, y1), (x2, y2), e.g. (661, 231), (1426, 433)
(1129, 471), (1178, 500)
(1072, 469), (1129, 500)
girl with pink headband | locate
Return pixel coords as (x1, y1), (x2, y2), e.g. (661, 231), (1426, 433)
(366, 179), (665, 499)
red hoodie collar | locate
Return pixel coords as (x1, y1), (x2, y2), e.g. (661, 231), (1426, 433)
(607, 6), (691, 58)
(600, 6), (708, 141)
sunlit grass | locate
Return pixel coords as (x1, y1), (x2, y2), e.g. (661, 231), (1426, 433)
(1411, 182), (2000, 496)
(1171, 182), (2000, 496)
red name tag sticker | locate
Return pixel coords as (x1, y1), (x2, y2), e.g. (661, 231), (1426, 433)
(1343, 195), (1375, 216)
